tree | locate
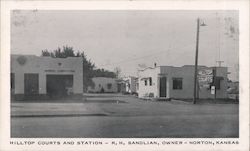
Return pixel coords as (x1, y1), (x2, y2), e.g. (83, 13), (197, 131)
(41, 49), (50, 56)
(41, 46), (116, 92)
(91, 69), (116, 78)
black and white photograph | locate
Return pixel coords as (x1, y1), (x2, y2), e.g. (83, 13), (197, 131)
(10, 10), (239, 138)
(0, 0), (249, 151)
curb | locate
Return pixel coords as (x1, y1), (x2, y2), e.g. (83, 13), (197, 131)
(169, 99), (193, 104)
(11, 113), (108, 118)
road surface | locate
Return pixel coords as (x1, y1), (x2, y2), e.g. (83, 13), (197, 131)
(11, 95), (239, 138)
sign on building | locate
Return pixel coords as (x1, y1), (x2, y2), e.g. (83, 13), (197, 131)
(198, 68), (213, 88)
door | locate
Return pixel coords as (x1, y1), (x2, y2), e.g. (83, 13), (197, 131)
(46, 75), (73, 98)
(159, 77), (167, 97)
(24, 73), (39, 95)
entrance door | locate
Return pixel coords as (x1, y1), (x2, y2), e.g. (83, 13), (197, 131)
(46, 75), (73, 98)
(24, 73), (39, 95)
(159, 77), (167, 97)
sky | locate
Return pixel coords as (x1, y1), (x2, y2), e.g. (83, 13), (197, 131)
(11, 10), (239, 81)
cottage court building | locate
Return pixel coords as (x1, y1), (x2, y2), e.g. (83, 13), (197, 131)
(11, 55), (83, 100)
(87, 77), (127, 93)
(87, 77), (118, 93)
(138, 65), (228, 100)
(123, 76), (138, 94)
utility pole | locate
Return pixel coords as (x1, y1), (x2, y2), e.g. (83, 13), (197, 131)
(213, 67), (217, 100)
(193, 18), (206, 104)
(216, 60), (224, 67)
(193, 18), (200, 104)
(215, 12), (224, 68)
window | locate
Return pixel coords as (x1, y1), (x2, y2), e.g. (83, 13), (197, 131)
(107, 83), (112, 89)
(173, 78), (183, 90)
(149, 77), (152, 86)
(144, 80), (147, 86)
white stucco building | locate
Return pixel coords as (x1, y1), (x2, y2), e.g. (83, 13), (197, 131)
(87, 77), (118, 93)
(11, 55), (83, 100)
(138, 65), (228, 100)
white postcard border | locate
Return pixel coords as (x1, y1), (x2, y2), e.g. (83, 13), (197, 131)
(0, 1), (249, 151)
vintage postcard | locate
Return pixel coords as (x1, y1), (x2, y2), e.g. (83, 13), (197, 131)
(0, 0), (249, 151)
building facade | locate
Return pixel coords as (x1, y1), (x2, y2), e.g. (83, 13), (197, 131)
(138, 65), (228, 100)
(11, 55), (83, 100)
(87, 77), (119, 93)
(123, 76), (138, 94)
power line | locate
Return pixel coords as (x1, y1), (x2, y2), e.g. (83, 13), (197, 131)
(98, 50), (169, 67)
(98, 42), (198, 68)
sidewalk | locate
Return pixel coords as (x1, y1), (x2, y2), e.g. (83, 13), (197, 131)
(11, 95), (132, 117)
(11, 103), (107, 117)
(83, 93), (127, 98)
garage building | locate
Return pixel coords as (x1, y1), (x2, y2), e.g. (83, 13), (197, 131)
(11, 55), (83, 100)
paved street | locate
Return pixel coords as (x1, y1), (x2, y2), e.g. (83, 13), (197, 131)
(11, 95), (239, 138)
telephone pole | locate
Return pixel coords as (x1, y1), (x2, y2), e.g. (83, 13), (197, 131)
(193, 18), (206, 104)
(216, 60), (224, 67)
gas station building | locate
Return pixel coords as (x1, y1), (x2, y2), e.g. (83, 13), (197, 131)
(11, 55), (83, 100)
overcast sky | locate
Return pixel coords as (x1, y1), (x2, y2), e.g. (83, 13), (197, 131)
(11, 10), (239, 81)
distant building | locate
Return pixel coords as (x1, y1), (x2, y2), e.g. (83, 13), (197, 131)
(11, 55), (83, 100)
(87, 77), (119, 93)
(116, 79), (126, 93)
(123, 76), (138, 94)
(138, 65), (228, 100)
